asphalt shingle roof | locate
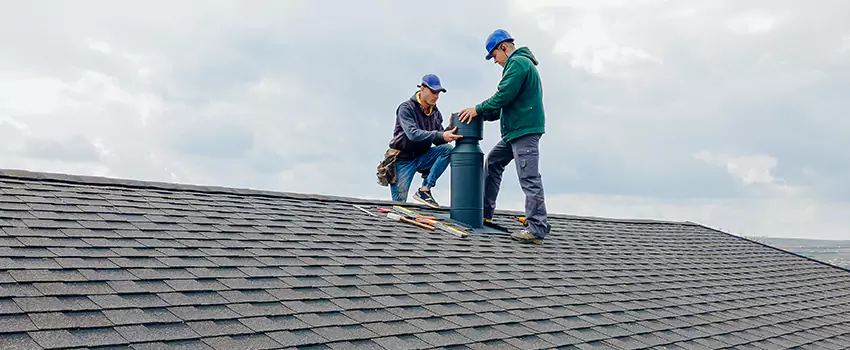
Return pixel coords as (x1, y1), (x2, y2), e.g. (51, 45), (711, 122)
(1, 168), (849, 349)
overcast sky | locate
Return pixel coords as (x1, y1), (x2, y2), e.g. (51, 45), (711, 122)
(2, 0), (848, 240)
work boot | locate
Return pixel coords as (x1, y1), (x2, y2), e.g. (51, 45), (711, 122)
(413, 188), (440, 208)
(511, 229), (544, 245)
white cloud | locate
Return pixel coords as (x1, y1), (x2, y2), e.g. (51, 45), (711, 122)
(693, 152), (781, 185)
(728, 13), (777, 34)
(86, 38), (112, 55)
(553, 14), (662, 76)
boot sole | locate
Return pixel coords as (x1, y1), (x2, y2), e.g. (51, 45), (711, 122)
(413, 195), (440, 208)
(511, 236), (544, 245)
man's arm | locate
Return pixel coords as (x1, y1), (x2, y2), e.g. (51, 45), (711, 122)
(474, 60), (526, 116)
(480, 109), (500, 121)
(397, 103), (442, 144)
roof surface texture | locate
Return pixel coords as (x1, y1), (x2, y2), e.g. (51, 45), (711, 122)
(0, 168), (849, 350)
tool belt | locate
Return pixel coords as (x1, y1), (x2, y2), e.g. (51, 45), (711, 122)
(376, 148), (400, 187)
(376, 148), (432, 187)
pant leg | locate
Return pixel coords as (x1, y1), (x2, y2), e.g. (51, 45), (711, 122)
(415, 143), (454, 189)
(390, 159), (419, 202)
(510, 133), (550, 238)
(483, 139), (515, 220)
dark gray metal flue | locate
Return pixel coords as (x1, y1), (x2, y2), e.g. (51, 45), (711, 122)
(449, 112), (484, 229)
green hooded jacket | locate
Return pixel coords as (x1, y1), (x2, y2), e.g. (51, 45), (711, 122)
(475, 46), (545, 143)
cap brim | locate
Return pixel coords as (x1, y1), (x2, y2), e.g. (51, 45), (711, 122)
(485, 53), (493, 60)
(419, 83), (446, 93)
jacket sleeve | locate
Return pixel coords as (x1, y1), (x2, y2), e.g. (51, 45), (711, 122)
(397, 103), (443, 144)
(481, 109), (500, 121)
(474, 60), (526, 115)
(432, 112), (448, 145)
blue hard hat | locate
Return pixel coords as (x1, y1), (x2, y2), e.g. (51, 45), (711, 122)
(418, 73), (446, 92)
(485, 29), (514, 60)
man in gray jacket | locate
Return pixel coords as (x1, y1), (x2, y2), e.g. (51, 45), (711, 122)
(381, 74), (462, 208)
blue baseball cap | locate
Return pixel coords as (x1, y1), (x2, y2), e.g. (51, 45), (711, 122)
(417, 74), (446, 93)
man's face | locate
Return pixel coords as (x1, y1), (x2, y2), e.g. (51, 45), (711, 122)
(420, 86), (440, 105)
(491, 44), (508, 67)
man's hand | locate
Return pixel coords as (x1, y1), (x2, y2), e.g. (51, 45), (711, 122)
(442, 126), (463, 142)
(458, 107), (478, 124)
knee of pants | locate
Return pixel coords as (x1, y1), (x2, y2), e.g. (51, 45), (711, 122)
(486, 155), (506, 171)
(436, 143), (453, 155)
(390, 184), (409, 201)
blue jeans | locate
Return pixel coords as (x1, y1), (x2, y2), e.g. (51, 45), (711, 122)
(391, 143), (453, 202)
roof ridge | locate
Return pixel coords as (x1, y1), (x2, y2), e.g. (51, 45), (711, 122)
(691, 221), (850, 274)
(0, 167), (696, 226)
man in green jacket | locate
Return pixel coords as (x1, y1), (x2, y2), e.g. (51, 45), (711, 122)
(459, 29), (550, 244)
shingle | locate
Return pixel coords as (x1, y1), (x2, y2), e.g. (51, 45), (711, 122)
(156, 257), (216, 268)
(283, 299), (343, 314)
(33, 281), (116, 295)
(361, 320), (423, 338)
(0, 246), (59, 258)
(187, 267), (247, 279)
(109, 247), (163, 257)
(329, 296), (384, 310)
(186, 319), (253, 338)
(111, 257), (168, 268)
(169, 304), (242, 322)
(415, 329), (474, 347)
(157, 291), (228, 307)
(128, 268), (195, 280)
(29, 310), (113, 330)
(341, 308), (398, 324)
(14, 295), (99, 312)
(466, 339), (522, 350)
(164, 279), (227, 292)
(107, 280), (174, 293)
(0, 313), (38, 332)
(115, 322), (199, 343)
(327, 339), (386, 350)
(444, 313), (493, 328)
(480, 310), (525, 324)
(227, 302), (294, 318)
(7, 269), (86, 283)
(0, 298), (23, 314)
(265, 329), (328, 347)
(312, 324), (378, 342)
(0, 257), (62, 269)
(319, 286), (370, 299)
(493, 322), (537, 337)
(455, 325), (511, 342)
(90, 293), (169, 309)
(504, 334), (557, 350)
(296, 311), (358, 328)
(239, 315), (308, 332)
(29, 328), (128, 348)
(219, 289), (277, 303)
(102, 307), (180, 325)
(236, 266), (290, 277)
(201, 333), (282, 350)
(0, 332), (41, 349)
(130, 339), (215, 350)
(220, 277), (290, 290)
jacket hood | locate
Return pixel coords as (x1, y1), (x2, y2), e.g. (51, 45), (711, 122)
(510, 46), (538, 66)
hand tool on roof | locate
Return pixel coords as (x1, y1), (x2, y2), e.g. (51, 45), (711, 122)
(376, 207), (390, 213)
(392, 205), (468, 238)
(387, 212), (436, 231)
(352, 204), (377, 217)
(518, 216), (528, 226)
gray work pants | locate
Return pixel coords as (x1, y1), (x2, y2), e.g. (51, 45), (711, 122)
(483, 133), (550, 238)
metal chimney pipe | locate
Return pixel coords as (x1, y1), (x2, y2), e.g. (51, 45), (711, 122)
(449, 112), (484, 229)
